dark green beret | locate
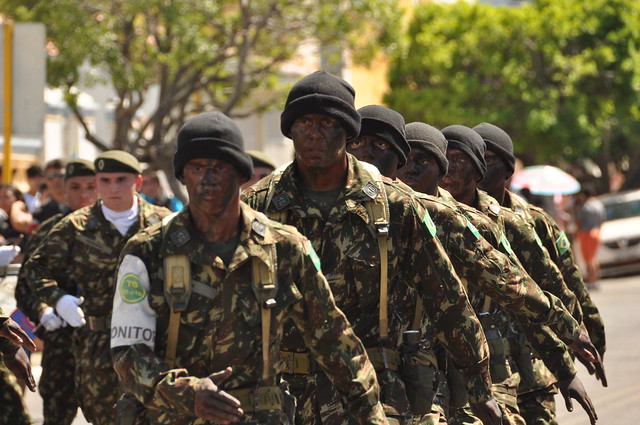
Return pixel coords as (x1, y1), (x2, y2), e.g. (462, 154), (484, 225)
(247, 150), (276, 170)
(94, 150), (141, 174)
(65, 159), (96, 179)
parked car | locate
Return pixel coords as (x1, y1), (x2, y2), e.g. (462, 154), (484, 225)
(596, 189), (640, 277)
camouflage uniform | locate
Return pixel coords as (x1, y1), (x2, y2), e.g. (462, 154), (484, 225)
(469, 191), (581, 425)
(25, 195), (170, 425)
(15, 213), (78, 425)
(110, 204), (387, 425)
(399, 186), (579, 425)
(242, 155), (493, 425)
(502, 190), (604, 425)
(504, 191), (605, 356)
(0, 308), (31, 425)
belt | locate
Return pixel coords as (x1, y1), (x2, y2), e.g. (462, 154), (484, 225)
(87, 315), (110, 332)
(228, 386), (283, 412)
(366, 347), (401, 372)
(281, 351), (316, 374)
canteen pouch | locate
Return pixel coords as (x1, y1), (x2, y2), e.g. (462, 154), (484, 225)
(478, 313), (511, 383)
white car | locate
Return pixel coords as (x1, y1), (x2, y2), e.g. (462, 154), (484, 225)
(597, 189), (640, 278)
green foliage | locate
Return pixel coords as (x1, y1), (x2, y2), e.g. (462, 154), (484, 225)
(386, 0), (640, 169)
(0, 0), (400, 175)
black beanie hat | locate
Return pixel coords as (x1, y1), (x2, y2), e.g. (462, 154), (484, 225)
(441, 124), (487, 178)
(357, 105), (410, 167)
(405, 122), (449, 177)
(473, 122), (516, 178)
(173, 112), (253, 179)
(95, 150), (141, 175)
(280, 70), (361, 140)
(65, 159), (95, 180)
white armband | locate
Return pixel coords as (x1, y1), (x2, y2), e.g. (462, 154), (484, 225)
(111, 254), (156, 349)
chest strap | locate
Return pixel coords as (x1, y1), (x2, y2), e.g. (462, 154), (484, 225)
(252, 245), (278, 382)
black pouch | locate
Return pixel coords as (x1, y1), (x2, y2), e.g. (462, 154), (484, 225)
(115, 394), (148, 425)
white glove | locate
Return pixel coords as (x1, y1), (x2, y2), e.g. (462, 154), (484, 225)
(39, 307), (64, 331)
(0, 245), (20, 267)
(55, 295), (86, 328)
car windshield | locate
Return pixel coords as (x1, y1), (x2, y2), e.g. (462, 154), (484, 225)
(603, 199), (640, 221)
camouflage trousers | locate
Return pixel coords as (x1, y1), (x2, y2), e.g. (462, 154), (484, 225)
(518, 385), (558, 425)
(73, 328), (121, 425)
(0, 359), (31, 425)
(39, 329), (78, 425)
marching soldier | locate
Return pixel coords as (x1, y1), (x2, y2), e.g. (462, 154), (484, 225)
(25, 151), (171, 425)
(110, 111), (387, 425)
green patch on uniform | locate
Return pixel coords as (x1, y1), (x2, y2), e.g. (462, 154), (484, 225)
(423, 210), (437, 238)
(556, 231), (571, 255)
(533, 231), (544, 249)
(500, 233), (514, 256)
(307, 240), (322, 271)
(120, 273), (146, 304)
(466, 218), (480, 240)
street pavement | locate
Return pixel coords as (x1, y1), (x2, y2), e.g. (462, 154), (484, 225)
(2, 270), (639, 424)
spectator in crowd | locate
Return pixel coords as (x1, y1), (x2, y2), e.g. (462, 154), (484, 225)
(140, 169), (184, 212)
(0, 183), (32, 244)
(575, 188), (606, 289)
(24, 165), (44, 213)
(33, 159), (67, 225)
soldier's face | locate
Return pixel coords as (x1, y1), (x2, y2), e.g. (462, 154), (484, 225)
(440, 148), (480, 199)
(44, 166), (66, 202)
(240, 166), (274, 191)
(346, 135), (398, 178)
(290, 114), (347, 171)
(183, 158), (243, 216)
(397, 147), (441, 196)
(479, 150), (509, 195)
(65, 175), (97, 211)
(97, 172), (141, 212)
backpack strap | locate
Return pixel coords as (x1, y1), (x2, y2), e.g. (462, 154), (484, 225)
(251, 244), (278, 382)
(360, 163), (391, 342)
(161, 213), (191, 368)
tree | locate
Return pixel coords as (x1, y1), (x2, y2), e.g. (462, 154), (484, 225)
(386, 0), (640, 191)
(0, 0), (401, 196)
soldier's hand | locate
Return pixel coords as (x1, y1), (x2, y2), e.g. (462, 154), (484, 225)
(570, 329), (607, 387)
(3, 347), (36, 392)
(194, 367), (243, 423)
(558, 374), (598, 425)
(55, 295), (86, 327)
(469, 397), (503, 425)
(39, 307), (64, 331)
(0, 318), (37, 352)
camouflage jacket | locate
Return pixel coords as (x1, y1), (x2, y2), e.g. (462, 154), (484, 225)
(15, 214), (65, 325)
(419, 188), (580, 342)
(465, 190), (577, 381)
(242, 155), (492, 403)
(110, 204), (386, 425)
(25, 195), (170, 319)
(504, 191), (606, 356)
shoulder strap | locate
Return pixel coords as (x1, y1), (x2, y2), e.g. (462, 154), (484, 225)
(161, 213), (191, 368)
(251, 244), (278, 382)
(360, 163), (391, 342)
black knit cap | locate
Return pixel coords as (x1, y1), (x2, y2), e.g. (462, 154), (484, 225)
(173, 112), (253, 179)
(405, 122), (449, 177)
(440, 124), (487, 178)
(473, 122), (516, 178)
(357, 105), (410, 167)
(95, 150), (141, 175)
(280, 70), (361, 140)
(65, 159), (95, 180)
